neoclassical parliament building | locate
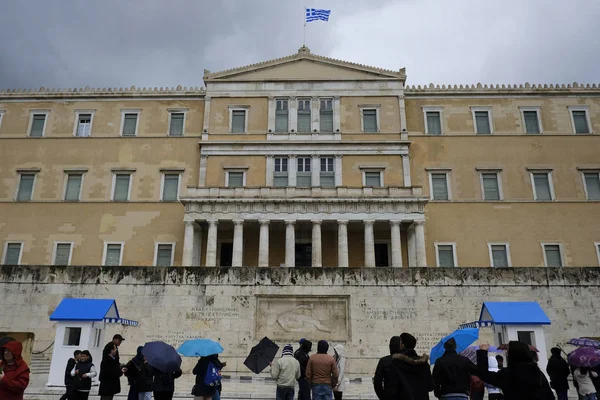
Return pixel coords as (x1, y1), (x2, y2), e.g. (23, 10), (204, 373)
(1, 46), (599, 269)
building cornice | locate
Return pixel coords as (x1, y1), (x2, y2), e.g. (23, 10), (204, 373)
(0, 85), (206, 101)
(405, 82), (600, 96)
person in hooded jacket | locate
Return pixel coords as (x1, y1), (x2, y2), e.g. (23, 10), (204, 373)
(294, 339), (313, 400)
(477, 342), (555, 400)
(391, 333), (434, 400)
(125, 346), (145, 400)
(130, 355), (153, 400)
(306, 340), (338, 400)
(98, 343), (124, 400)
(152, 365), (183, 400)
(60, 350), (81, 400)
(546, 348), (570, 400)
(0, 340), (30, 400)
(192, 353), (224, 400)
(333, 344), (346, 400)
(71, 350), (97, 400)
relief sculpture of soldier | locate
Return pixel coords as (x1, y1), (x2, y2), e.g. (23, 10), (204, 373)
(276, 305), (336, 333)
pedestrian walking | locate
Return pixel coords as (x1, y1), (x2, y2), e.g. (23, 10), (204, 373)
(477, 342), (554, 400)
(294, 339), (313, 400)
(125, 346), (144, 400)
(306, 340), (339, 400)
(98, 343), (124, 400)
(271, 344), (301, 400)
(332, 345), (346, 400)
(192, 353), (224, 400)
(152, 366), (182, 400)
(0, 340), (30, 400)
(432, 338), (478, 399)
(103, 334), (125, 364)
(485, 357), (503, 400)
(547, 347), (570, 400)
(59, 350), (81, 400)
(573, 368), (598, 400)
(70, 350), (97, 400)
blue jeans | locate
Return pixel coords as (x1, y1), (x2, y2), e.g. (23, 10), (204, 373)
(138, 393), (152, 400)
(312, 384), (332, 400)
(583, 394), (598, 400)
(277, 386), (295, 400)
(441, 397), (469, 400)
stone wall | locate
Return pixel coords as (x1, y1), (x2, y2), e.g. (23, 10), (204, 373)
(1, 266), (598, 375)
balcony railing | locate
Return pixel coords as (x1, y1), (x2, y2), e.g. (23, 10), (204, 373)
(184, 186), (424, 199)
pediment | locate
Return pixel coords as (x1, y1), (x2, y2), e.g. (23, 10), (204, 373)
(205, 46), (405, 82)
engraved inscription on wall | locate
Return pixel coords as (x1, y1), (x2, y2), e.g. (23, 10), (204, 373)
(186, 307), (240, 322)
(255, 295), (350, 341)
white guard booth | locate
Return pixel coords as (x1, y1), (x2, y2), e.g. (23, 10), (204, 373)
(47, 298), (138, 387)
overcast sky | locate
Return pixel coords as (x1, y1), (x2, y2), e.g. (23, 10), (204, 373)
(1, 0), (599, 90)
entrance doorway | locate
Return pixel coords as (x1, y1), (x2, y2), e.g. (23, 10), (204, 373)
(375, 242), (390, 267)
(295, 243), (312, 267)
(219, 243), (233, 267)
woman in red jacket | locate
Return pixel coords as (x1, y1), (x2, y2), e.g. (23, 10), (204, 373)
(0, 341), (30, 400)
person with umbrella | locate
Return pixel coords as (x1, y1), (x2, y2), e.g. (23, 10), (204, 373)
(192, 353), (224, 400)
(270, 344), (300, 400)
(568, 346), (600, 400)
(573, 367), (597, 400)
(547, 347), (570, 400)
(151, 365), (182, 400)
(432, 338), (478, 399)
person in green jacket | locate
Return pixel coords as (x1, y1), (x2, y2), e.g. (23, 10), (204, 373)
(270, 344), (301, 400)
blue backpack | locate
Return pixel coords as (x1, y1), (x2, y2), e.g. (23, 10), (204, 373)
(203, 361), (222, 386)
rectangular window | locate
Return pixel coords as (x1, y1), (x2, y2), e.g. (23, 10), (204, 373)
(75, 113), (93, 137)
(570, 108), (591, 134)
(155, 243), (174, 267)
(227, 171), (244, 188)
(169, 112), (185, 136)
(53, 243), (72, 266)
(320, 99), (333, 132)
(161, 174), (180, 201)
(2, 242), (23, 265)
(481, 172), (501, 201)
(489, 244), (510, 267)
(517, 331), (534, 346)
(274, 157), (288, 187)
(531, 172), (553, 201)
(583, 172), (600, 200)
(424, 108), (442, 135)
(297, 99), (311, 133)
(63, 327), (82, 346)
(430, 172), (450, 201)
(121, 112), (139, 136)
(231, 109), (247, 133)
(320, 157), (335, 187)
(64, 174), (83, 201)
(93, 328), (102, 348)
(297, 157), (311, 187)
(275, 99), (289, 133)
(16, 174), (35, 201)
(436, 243), (457, 267)
(521, 109), (541, 134)
(543, 244), (563, 267)
(362, 109), (378, 133)
(112, 173), (131, 201)
(29, 113), (47, 137)
(103, 243), (123, 266)
(364, 171), (382, 187)
(474, 110), (492, 134)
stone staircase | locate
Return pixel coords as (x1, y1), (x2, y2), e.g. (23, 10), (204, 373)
(30, 353), (51, 375)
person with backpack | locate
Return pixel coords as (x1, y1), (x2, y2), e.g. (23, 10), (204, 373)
(192, 353), (224, 400)
(60, 350), (81, 400)
(70, 350), (97, 400)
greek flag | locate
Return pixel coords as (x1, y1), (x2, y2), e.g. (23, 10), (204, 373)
(306, 8), (331, 22)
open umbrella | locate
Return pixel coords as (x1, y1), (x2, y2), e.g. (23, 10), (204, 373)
(498, 343), (539, 352)
(460, 345), (501, 364)
(567, 347), (600, 368)
(178, 339), (224, 357)
(430, 328), (479, 365)
(142, 341), (182, 373)
(243, 337), (279, 374)
(568, 338), (600, 349)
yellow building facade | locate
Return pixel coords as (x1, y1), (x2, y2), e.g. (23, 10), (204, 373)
(1, 46), (599, 268)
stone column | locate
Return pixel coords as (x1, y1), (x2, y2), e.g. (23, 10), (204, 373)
(364, 220), (376, 268)
(414, 220), (427, 267)
(390, 221), (403, 268)
(182, 221), (195, 267)
(337, 220), (349, 268)
(232, 219), (244, 267)
(192, 224), (202, 266)
(288, 156), (297, 187)
(402, 154), (412, 187)
(407, 224), (416, 267)
(311, 220), (322, 267)
(205, 220), (218, 267)
(311, 155), (320, 187)
(285, 220), (296, 267)
(258, 220), (270, 267)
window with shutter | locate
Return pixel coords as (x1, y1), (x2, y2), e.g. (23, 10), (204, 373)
(320, 157), (335, 187)
(364, 172), (382, 187)
(274, 157), (288, 187)
(544, 245), (563, 267)
(431, 173), (449, 200)
(362, 109), (378, 133)
(17, 174), (35, 201)
(29, 114), (46, 137)
(297, 157), (311, 187)
(584, 173), (600, 200)
(523, 111), (540, 134)
(162, 174), (179, 200)
(320, 99), (333, 132)
(491, 245), (509, 267)
(156, 244), (173, 267)
(231, 110), (246, 133)
(227, 172), (244, 188)
(65, 174), (82, 201)
(75, 114), (92, 137)
(169, 113), (185, 136)
(572, 110), (590, 134)
(122, 113), (138, 136)
(426, 111), (442, 134)
(104, 244), (122, 266)
(532, 173), (552, 201)
(3, 243), (22, 265)
(482, 173), (500, 200)
(113, 174), (131, 201)
(275, 99), (289, 133)
(475, 111), (491, 134)
(54, 243), (72, 265)
(437, 245), (456, 267)
(297, 99), (311, 133)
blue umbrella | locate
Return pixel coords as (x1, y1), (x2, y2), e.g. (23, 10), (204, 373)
(142, 341), (182, 373)
(177, 339), (224, 357)
(430, 328), (479, 365)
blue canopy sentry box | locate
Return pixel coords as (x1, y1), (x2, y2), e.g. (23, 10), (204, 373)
(47, 298), (138, 387)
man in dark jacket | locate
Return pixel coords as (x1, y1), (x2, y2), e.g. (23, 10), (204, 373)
(59, 350), (81, 400)
(103, 334), (125, 364)
(546, 347), (570, 400)
(152, 366), (182, 400)
(393, 333), (434, 400)
(432, 338), (478, 399)
(294, 339), (312, 400)
(98, 343), (123, 400)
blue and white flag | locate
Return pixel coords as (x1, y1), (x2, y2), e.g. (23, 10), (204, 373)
(306, 8), (331, 23)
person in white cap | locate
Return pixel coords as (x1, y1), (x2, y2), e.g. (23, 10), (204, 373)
(270, 344), (301, 400)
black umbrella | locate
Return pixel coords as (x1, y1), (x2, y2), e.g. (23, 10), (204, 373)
(243, 337), (279, 374)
